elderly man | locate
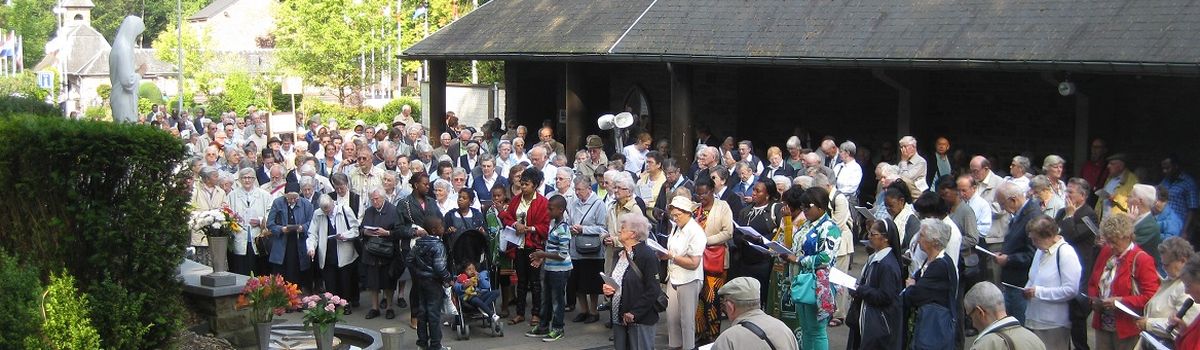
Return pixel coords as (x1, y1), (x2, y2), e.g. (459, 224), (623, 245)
(994, 180), (1039, 325)
(709, 277), (798, 350)
(529, 145), (557, 194)
(965, 282), (1047, 350)
(655, 159), (694, 212)
(928, 137), (953, 188)
(432, 132), (454, 160)
(688, 146), (719, 183)
(576, 136), (607, 183)
(802, 152), (836, 182)
(832, 141), (863, 207)
(971, 155), (1010, 242)
(349, 149), (384, 196)
(1055, 177), (1097, 350)
(536, 126), (566, 158)
(897, 136), (929, 194)
(260, 164), (288, 199)
(819, 139), (841, 169)
(956, 175), (993, 238)
(266, 181), (316, 289)
(1129, 184), (1163, 264)
(1095, 153), (1139, 219)
(736, 141), (766, 175)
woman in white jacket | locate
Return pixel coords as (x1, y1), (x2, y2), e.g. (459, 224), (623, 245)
(228, 168), (273, 276)
(307, 195), (360, 314)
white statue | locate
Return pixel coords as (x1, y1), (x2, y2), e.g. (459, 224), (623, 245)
(109, 16), (144, 123)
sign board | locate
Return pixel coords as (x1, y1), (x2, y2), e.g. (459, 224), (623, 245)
(282, 77), (303, 95)
(37, 71), (54, 89)
(268, 112), (297, 136)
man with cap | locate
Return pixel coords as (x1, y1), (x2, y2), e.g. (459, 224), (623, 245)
(1095, 152), (1139, 220)
(710, 277), (798, 350)
(577, 135), (608, 184)
(266, 180), (316, 290)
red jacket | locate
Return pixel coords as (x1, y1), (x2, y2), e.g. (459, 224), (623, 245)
(1178, 315), (1200, 349)
(498, 194), (550, 251)
(1088, 244), (1161, 339)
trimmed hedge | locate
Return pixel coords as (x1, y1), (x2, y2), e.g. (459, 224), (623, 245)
(0, 250), (42, 349)
(0, 105), (191, 349)
(382, 96), (422, 123)
(0, 95), (59, 117)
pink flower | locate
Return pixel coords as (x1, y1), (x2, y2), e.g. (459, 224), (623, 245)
(308, 301), (317, 309)
(324, 292), (333, 299)
(324, 303), (336, 312)
(330, 296), (342, 304)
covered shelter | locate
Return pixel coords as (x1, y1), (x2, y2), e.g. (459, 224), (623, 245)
(405, 0), (1200, 176)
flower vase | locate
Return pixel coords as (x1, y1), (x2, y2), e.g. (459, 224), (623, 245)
(209, 236), (230, 273)
(313, 324), (335, 350)
(255, 321), (273, 350)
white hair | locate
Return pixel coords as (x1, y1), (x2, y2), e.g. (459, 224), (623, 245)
(433, 178), (453, 193)
(995, 180), (1028, 203)
(1131, 184), (1157, 208)
(919, 218), (951, 250)
(881, 163), (900, 177)
(793, 175), (813, 189)
(964, 282), (1006, 313)
(786, 136), (802, 150)
(617, 212), (651, 242)
(898, 136), (917, 147)
(299, 176), (317, 189)
(772, 175), (792, 192)
(1042, 154), (1065, 172)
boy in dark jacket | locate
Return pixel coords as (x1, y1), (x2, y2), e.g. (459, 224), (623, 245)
(409, 215), (452, 350)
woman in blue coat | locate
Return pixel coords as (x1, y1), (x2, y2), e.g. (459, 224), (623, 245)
(847, 219), (904, 349)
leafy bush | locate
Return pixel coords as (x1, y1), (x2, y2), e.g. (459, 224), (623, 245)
(381, 96), (421, 122)
(204, 94), (230, 115)
(88, 280), (152, 350)
(0, 95), (59, 117)
(0, 104), (190, 349)
(96, 84), (112, 102)
(271, 80), (303, 113)
(0, 250), (43, 349)
(0, 72), (50, 101)
(138, 97), (154, 116)
(83, 106), (110, 122)
(224, 72), (264, 113)
(41, 273), (102, 350)
(301, 99), (395, 132)
(138, 82), (165, 104)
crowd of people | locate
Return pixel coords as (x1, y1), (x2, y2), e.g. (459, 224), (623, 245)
(183, 103), (1200, 350)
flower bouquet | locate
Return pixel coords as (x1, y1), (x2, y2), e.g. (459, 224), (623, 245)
(236, 274), (302, 323)
(301, 292), (349, 349)
(189, 207), (243, 239)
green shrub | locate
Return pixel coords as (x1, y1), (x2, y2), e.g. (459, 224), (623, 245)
(96, 84), (112, 102)
(88, 280), (152, 350)
(83, 106), (110, 122)
(41, 273), (102, 350)
(0, 95), (59, 117)
(204, 94), (230, 115)
(138, 82), (165, 104)
(0, 72), (50, 101)
(224, 72), (265, 113)
(270, 80), (302, 112)
(0, 250), (43, 349)
(0, 109), (190, 349)
(381, 96), (421, 122)
(301, 99), (394, 132)
(138, 97), (155, 116)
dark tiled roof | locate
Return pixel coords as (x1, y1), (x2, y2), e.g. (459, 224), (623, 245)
(404, 0), (1200, 74)
(189, 0), (238, 21)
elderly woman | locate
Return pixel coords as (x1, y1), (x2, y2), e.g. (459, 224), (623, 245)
(605, 173), (646, 271)
(1043, 155), (1068, 207)
(733, 180), (783, 302)
(731, 161), (758, 204)
(786, 136), (806, 170)
(847, 220), (904, 350)
(601, 213), (660, 350)
(431, 178), (455, 216)
(692, 181), (736, 344)
(1174, 255), (1200, 348)
(763, 146), (796, 179)
(1088, 213), (1162, 350)
(306, 196), (360, 315)
(778, 186), (842, 350)
(902, 219), (958, 350)
(227, 168), (273, 276)
(1022, 214), (1082, 349)
(1031, 175), (1065, 218)
(636, 151), (666, 210)
(661, 196), (707, 350)
(566, 177), (608, 323)
(709, 165), (742, 214)
(1135, 237), (1198, 349)
(1008, 155), (1033, 188)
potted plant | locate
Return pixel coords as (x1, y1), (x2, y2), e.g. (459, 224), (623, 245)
(236, 274), (302, 350)
(189, 207), (243, 272)
(300, 292), (349, 350)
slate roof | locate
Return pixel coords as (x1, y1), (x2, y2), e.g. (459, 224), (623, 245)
(61, 0), (94, 8)
(404, 0), (1200, 74)
(189, 0), (238, 21)
(34, 25), (176, 77)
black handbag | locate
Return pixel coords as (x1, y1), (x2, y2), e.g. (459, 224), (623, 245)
(365, 236), (395, 257)
(572, 201), (602, 254)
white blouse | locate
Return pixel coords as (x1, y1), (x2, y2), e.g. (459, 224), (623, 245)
(666, 219), (707, 285)
(1024, 239), (1082, 330)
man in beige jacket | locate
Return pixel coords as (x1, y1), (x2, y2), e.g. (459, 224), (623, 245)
(710, 277), (798, 350)
(966, 282), (1046, 350)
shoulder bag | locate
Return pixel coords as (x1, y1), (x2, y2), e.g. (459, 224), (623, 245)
(573, 201), (603, 254)
(910, 256), (958, 350)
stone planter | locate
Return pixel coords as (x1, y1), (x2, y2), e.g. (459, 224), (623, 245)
(255, 321), (273, 350)
(313, 324), (335, 350)
(208, 236), (230, 273)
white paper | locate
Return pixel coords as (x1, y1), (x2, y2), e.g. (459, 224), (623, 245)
(853, 206), (874, 220)
(1115, 300), (1142, 319)
(829, 267), (858, 290)
(600, 272), (620, 292)
(734, 223), (765, 239)
(362, 225), (381, 231)
(1000, 282), (1023, 290)
(698, 344), (714, 350)
(645, 239), (668, 254)
(1082, 216), (1101, 236)
(499, 226), (523, 248)
(746, 243), (769, 254)
(766, 241), (792, 256)
(974, 245), (999, 258)
(1140, 331), (1170, 350)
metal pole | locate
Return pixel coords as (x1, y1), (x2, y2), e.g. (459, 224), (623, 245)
(396, 0), (402, 94)
(177, 0), (184, 117)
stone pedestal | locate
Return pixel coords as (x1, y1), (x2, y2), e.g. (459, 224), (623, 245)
(179, 259), (257, 348)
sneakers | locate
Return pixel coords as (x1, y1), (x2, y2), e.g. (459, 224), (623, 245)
(524, 327), (549, 338)
(542, 329), (564, 342)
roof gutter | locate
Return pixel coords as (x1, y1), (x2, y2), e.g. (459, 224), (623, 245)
(398, 53), (1200, 76)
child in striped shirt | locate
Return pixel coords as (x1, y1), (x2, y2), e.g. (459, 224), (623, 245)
(526, 195), (572, 342)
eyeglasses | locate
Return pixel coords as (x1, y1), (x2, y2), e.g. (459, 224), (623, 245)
(240, 176), (256, 179)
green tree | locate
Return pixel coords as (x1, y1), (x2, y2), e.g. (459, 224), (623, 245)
(0, 0), (57, 69)
(274, 0), (392, 106)
(222, 71), (260, 112)
(151, 21), (217, 95)
(90, 0), (212, 45)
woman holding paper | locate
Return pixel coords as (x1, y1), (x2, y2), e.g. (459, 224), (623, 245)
(661, 196), (706, 350)
(1134, 237), (1197, 350)
(1088, 213), (1161, 350)
(602, 213), (660, 350)
(1022, 214), (1082, 350)
(779, 186), (842, 350)
(847, 219), (903, 350)
(692, 181), (735, 344)
(733, 179), (782, 302)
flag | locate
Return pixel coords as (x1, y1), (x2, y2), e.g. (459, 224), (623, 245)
(15, 35), (22, 71)
(0, 30), (14, 58)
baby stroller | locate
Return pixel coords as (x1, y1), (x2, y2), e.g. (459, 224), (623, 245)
(448, 229), (504, 340)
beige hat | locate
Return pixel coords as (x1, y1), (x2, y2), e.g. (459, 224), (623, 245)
(586, 135), (603, 149)
(668, 196), (696, 213)
(718, 277), (761, 301)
